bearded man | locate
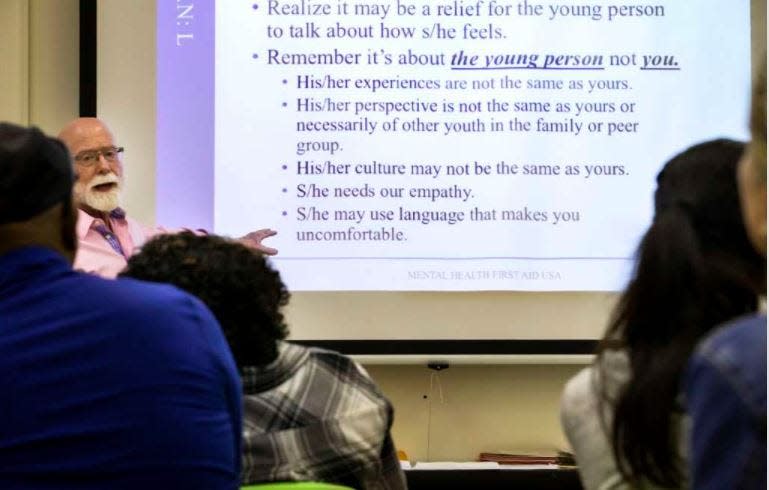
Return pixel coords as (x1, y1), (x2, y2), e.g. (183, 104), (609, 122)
(58, 117), (277, 277)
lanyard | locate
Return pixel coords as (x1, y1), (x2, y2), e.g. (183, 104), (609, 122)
(93, 223), (127, 258)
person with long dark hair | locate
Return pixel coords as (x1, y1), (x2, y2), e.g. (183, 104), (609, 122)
(560, 139), (766, 489)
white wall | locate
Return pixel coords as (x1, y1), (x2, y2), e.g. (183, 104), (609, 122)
(29, 0), (79, 135)
(0, 0), (79, 131)
(366, 363), (581, 461)
(753, 0), (766, 76)
(98, 0), (157, 225)
(0, 0), (29, 125)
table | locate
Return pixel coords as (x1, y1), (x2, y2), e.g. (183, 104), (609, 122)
(404, 467), (583, 490)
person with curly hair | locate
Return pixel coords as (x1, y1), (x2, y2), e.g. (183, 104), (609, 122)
(120, 232), (406, 490)
(560, 139), (766, 490)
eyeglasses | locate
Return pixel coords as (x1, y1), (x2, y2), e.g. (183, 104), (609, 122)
(74, 146), (124, 166)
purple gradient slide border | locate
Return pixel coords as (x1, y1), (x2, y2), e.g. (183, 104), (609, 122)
(156, 0), (214, 230)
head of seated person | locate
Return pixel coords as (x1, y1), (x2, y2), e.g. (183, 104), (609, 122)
(0, 123), (77, 261)
(120, 231), (289, 368)
(562, 138), (766, 490)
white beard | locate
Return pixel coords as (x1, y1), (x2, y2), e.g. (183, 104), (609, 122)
(74, 173), (122, 212)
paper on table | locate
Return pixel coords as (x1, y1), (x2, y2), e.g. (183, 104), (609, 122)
(411, 462), (500, 470)
(498, 464), (561, 470)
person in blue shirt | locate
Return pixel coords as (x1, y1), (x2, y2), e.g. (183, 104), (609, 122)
(684, 62), (767, 489)
(0, 122), (242, 489)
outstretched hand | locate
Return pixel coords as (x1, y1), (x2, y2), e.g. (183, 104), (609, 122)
(238, 229), (278, 255)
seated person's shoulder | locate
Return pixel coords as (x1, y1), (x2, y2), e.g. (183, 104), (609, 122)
(561, 365), (599, 430)
(698, 314), (767, 359)
(562, 351), (628, 417)
(690, 314), (766, 404)
(308, 346), (357, 364)
(693, 314), (767, 381)
(289, 346), (391, 408)
(75, 274), (225, 352)
(562, 365), (594, 403)
(307, 346), (377, 382)
(81, 274), (212, 323)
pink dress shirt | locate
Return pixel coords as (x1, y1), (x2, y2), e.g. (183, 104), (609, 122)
(74, 208), (167, 278)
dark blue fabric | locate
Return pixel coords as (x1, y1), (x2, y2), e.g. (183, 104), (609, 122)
(0, 246), (242, 489)
(685, 314), (767, 490)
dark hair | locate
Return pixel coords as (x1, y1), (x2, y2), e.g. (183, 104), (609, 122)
(598, 139), (766, 486)
(120, 232), (289, 367)
(0, 123), (74, 224)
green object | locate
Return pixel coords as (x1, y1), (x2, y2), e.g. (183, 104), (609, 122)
(241, 482), (354, 490)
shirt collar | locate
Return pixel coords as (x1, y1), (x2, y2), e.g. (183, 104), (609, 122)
(76, 207), (127, 239)
(241, 342), (311, 394)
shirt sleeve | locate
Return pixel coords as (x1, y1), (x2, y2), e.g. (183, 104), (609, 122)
(332, 403), (407, 490)
(560, 368), (632, 490)
(684, 350), (760, 490)
(372, 418), (408, 490)
(348, 360), (407, 490)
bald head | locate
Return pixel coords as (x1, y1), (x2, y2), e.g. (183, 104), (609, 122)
(59, 118), (124, 214)
(58, 118), (116, 157)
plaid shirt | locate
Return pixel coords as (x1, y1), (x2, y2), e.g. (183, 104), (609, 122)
(240, 342), (407, 489)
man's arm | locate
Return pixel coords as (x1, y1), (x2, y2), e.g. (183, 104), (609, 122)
(142, 222), (279, 256)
